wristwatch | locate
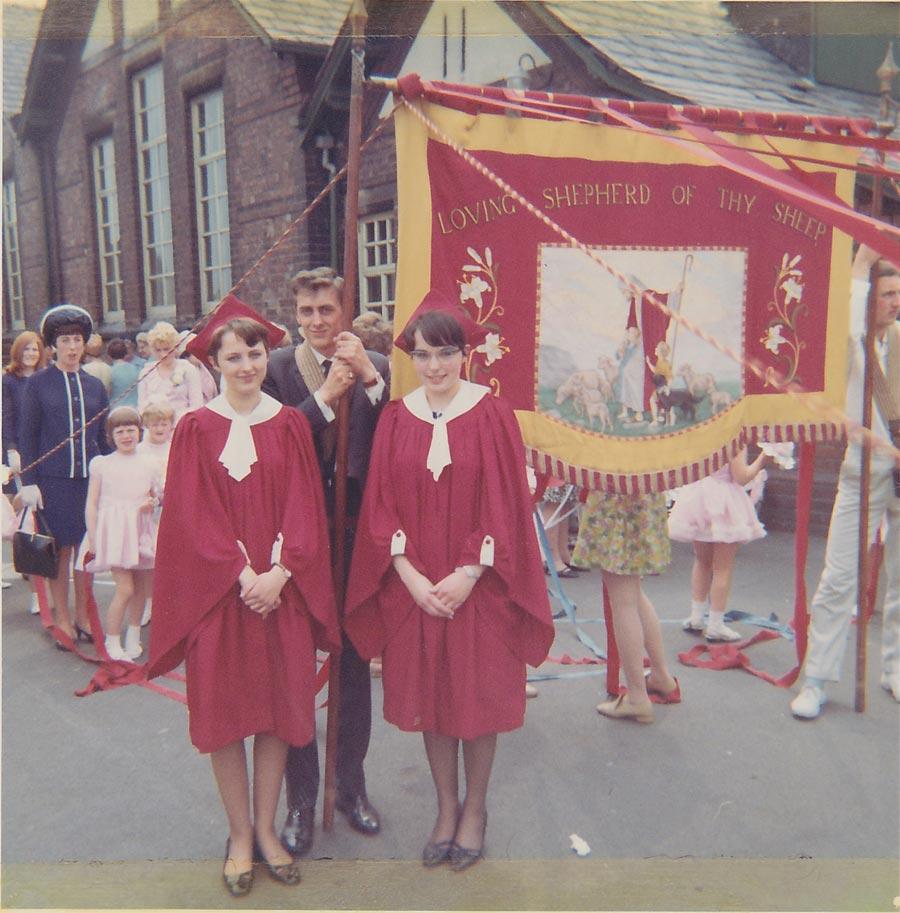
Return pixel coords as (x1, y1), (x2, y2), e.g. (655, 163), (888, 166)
(274, 561), (292, 580)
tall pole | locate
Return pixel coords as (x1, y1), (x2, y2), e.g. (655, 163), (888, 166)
(854, 42), (897, 712)
(323, 0), (368, 830)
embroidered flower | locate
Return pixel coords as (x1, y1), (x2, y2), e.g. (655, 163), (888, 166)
(171, 363), (187, 386)
(476, 332), (506, 366)
(781, 276), (804, 306)
(459, 275), (490, 309)
(780, 253), (802, 277)
(762, 324), (788, 354)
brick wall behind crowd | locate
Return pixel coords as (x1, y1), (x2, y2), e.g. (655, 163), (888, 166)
(9, 0), (336, 341)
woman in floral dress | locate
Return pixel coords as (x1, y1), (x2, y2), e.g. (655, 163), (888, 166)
(572, 491), (680, 723)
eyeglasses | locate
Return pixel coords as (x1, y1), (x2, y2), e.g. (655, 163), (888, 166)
(410, 346), (462, 364)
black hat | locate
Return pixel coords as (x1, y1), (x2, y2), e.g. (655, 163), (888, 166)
(40, 305), (94, 347)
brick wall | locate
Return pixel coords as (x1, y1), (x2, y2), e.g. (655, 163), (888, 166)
(7, 0), (335, 341)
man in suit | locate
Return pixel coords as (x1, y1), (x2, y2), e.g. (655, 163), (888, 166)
(263, 267), (390, 856)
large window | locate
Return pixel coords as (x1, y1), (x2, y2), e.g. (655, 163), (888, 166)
(357, 212), (397, 321)
(191, 89), (232, 313)
(3, 179), (25, 330)
(91, 136), (124, 321)
(133, 63), (174, 316)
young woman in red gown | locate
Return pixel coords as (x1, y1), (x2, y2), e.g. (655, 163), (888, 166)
(147, 310), (339, 896)
(344, 295), (553, 871)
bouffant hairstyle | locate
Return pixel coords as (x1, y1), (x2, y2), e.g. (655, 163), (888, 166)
(352, 312), (393, 356)
(146, 321), (181, 350)
(206, 317), (272, 365)
(106, 406), (142, 445)
(5, 331), (46, 376)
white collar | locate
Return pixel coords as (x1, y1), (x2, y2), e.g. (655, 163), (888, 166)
(207, 392), (282, 481)
(402, 380), (489, 480)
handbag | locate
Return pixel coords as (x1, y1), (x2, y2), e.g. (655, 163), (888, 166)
(13, 507), (59, 578)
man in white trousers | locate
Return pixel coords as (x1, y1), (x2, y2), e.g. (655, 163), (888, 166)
(791, 244), (900, 719)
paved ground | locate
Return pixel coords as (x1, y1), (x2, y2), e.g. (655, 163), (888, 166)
(1, 530), (898, 910)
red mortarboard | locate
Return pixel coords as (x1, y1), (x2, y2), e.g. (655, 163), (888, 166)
(186, 294), (285, 363)
(394, 289), (489, 353)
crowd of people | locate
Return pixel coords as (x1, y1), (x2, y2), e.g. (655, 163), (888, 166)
(1, 243), (897, 896)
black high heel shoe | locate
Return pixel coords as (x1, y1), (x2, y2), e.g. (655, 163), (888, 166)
(74, 624), (94, 644)
(449, 811), (487, 872)
(253, 839), (301, 885)
(223, 839), (254, 897)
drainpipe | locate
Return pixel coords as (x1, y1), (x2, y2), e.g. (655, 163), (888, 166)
(37, 134), (63, 303)
(315, 132), (338, 270)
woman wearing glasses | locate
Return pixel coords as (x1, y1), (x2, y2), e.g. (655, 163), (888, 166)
(344, 291), (553, 872)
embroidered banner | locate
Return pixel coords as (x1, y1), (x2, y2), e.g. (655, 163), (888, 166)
(391, 94), (861, 492)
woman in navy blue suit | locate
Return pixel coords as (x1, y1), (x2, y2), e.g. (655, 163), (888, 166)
(19, 306), (109, 645)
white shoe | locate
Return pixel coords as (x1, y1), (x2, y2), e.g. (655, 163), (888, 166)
(140, 603), (152, 627)
(791, 685), (827, 719)
(682, 618), (704, 633)
(124, 643), (143, 661)
(880, 676), (900, 703)
(105, 642), (130, 662)
(28, 593), (40, 615)
(1, 580), (11, 589)
(705, 623), (742, 642)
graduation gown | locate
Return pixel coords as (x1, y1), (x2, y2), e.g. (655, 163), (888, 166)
(344, 381), (553, 740)
(146, 395), (339, 753)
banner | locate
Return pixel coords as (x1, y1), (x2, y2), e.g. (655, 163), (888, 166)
(392, 94), (860, 492)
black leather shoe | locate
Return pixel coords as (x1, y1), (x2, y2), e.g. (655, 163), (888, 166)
(336, 794), (381, 835)
(279, 807), (315, 857)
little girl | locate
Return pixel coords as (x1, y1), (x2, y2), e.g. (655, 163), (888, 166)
(85, 407), (161, 661)
(668, 446), (771, 642)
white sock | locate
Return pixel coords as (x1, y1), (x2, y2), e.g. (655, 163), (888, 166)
(690, 600), (707, 623)
(105, 633), (122, 652)
(124, 625), (142, 654)
(707, 610), (727, 629)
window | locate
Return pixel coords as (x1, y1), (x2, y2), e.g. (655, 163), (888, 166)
(191, 89), (232, 313)
(2, 179), (25, 330)
(357, 212), (397, 321)
(133, 63), (174, 316)
(91, 136), (124, 321)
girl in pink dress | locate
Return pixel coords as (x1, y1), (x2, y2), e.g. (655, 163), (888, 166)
(85, 406), (161, 661)
(668, 446), (771, 642)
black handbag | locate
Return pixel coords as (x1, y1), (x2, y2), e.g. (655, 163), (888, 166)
(13, 508), (59, 578)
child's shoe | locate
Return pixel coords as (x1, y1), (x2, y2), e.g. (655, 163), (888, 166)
(124, 625), (143, 660)
(105, 635), (130, 662)
(704, 622), (742, 643)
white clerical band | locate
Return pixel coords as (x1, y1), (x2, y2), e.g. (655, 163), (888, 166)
(402, 381), (490, 481)
(207, 392), (282, 481)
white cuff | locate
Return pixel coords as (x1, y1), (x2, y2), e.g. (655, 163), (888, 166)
(314, 389), (335, 423)
(364, 374), (385, 405)
(390, 529), (407, 556)
(479, 535), (494, 566)
(270, 532), (284, 565)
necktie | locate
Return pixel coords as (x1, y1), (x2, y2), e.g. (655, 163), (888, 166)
(322, 359), (332, 377)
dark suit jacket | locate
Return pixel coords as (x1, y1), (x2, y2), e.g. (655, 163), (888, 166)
(262, 346), (390, 515)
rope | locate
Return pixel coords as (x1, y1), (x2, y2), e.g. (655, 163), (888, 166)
(13, 110), (399, 483)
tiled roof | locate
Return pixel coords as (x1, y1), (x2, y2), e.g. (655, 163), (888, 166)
(3, 3), (42, 115)
(542, 0), (881, 121)
(238, 0), (352, 47)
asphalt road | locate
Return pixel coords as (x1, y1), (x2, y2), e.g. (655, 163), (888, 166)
(2, 530), (898, 910)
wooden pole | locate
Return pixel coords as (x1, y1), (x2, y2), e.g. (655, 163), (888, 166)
(854, 41), (897, 712)
(323, 0), (368, 830)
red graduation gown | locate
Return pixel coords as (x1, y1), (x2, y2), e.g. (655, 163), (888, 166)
(146, 405), (339, 753)
(344, 390), (553, 740)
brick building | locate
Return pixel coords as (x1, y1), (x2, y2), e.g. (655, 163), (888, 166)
(3, 0), (355, 340)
